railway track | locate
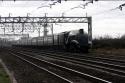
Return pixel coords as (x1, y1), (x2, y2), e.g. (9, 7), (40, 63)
(21, 48), (125, 66)
(10, 53), (74, 83)
(8, 48), (111, 83)
(12, 48), (125, 82)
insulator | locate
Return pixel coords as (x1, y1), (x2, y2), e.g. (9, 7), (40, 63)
(58, 0), (61, 3)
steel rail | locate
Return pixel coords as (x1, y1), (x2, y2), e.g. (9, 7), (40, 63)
(17, 48), (125, 72)
(10, 53), (73, 83)
(41, 53), (125, 77)
(21, 48), (125, 64)
(21, 50), (125, 77)
(57, 52), (125, 64)
(40, 50), (125, 64)
(25, 49), (125, 70)
(12, 50), (111, 83)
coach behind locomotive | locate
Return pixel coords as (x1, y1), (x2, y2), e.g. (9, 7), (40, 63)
(14, 29), (90, 52)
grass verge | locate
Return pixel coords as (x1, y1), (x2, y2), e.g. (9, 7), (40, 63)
(0, 63), (11, 83)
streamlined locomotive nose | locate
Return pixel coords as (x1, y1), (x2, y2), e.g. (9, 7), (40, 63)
(65, 29), (89, 52)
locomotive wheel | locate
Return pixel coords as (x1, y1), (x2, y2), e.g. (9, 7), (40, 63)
(70, 43), (77, 52)
(81, 48), (88, 53)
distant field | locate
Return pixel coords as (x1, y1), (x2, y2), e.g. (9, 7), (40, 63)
(91, 48), (125, 56)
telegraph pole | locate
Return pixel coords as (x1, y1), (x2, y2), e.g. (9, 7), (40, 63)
(88, 17), (92, 48)
(43, 13), (48, 37)
(51, 24), (54, 44)
(38, 27), (41, 37)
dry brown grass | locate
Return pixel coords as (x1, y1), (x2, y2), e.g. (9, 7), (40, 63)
(91, 48), (125, 56)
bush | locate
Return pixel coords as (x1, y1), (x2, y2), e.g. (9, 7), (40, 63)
(93, 34), (125, 49)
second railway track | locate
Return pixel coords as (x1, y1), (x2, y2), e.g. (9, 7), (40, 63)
(18, 50), (125, 82)
(8, 48), (111, 83)
(8, 47), (125, 82)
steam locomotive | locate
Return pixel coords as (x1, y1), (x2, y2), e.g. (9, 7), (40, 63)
(13, 29), (91, 52)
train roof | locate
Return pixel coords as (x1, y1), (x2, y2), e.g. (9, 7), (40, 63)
(19, 29), (85, 40)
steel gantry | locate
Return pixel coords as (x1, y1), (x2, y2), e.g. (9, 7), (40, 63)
(0, 16), (92, 45)
(0, 16), (89, 23)
(0, 0), (97, 1)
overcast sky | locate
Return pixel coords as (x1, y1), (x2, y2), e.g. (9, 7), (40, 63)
(0, 1), (125, 38)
